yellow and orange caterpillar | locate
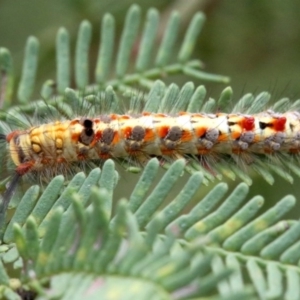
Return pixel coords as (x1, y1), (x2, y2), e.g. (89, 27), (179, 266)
(3, 109), (298, 177)
(1, 87), (300, 214)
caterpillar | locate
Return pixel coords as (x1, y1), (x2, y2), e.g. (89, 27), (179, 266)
(0, 88), (299, 215)
(2, 110), (295, 176)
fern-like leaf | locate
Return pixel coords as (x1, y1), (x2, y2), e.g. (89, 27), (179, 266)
(0, 159), (299, 299)
(0, 4), (228, 108)
(0, 169), (252, 299)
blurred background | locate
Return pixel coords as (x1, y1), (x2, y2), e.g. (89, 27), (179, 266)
(1, 0), (300, 216)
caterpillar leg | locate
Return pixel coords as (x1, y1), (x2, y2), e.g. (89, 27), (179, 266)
(0, 172), (22, 237)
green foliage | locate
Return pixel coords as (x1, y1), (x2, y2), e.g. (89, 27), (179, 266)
(0, 4), (228, 108)
(1, 159), (299, 299)
(0, 4), (300, 300)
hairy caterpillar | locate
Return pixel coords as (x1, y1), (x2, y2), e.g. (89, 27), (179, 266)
(0, 87), (300, 216)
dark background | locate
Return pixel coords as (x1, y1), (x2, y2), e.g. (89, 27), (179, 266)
(1, 0), (300, 216)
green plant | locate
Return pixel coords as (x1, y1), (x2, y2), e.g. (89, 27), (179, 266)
(0, 4), (300, 300)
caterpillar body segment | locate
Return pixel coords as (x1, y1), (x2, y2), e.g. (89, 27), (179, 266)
(4, 110), (300, 177)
